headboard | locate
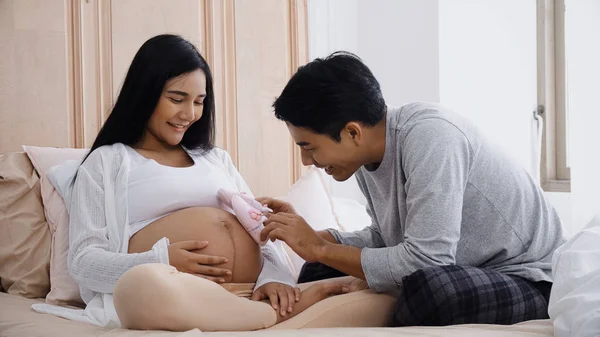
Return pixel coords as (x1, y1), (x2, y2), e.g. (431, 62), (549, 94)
(0, 0), (309, 197)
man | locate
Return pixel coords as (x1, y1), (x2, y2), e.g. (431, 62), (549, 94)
(258, 51), (566, 326)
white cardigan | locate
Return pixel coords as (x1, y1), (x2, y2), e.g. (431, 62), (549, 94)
(32, 143), (295, 327)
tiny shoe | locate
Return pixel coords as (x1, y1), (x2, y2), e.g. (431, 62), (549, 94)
(231, 195), (268, 246)
(217, 188), (272, 214)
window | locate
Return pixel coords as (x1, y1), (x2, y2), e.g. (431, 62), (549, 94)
(537, 0), (570, 192)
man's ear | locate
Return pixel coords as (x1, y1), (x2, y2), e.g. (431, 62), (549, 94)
(344, 122), (363, 145)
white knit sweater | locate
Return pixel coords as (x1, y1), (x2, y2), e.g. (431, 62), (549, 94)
(32, 143), (295, 327)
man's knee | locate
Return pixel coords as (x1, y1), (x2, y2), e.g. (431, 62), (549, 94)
(394, 265), (550, 326)
(394, 265), (467, 326)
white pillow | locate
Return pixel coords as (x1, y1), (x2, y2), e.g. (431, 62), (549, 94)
(283, 167), (371, 233)
(275, 167), (341, 278)
(277, 168), (373, 280)
(331, 197), (371, 232)
(283, 167), (340, 231)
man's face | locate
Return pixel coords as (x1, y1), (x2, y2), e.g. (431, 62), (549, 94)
(287, 123), (363, 181)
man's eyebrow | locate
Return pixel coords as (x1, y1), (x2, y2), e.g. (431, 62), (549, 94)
(166, 90), (188, 96)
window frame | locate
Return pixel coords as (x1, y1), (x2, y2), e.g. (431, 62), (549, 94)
(537, 0), (570, 192)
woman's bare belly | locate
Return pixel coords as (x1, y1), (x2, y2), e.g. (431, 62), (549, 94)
(128, 207), (262, 283)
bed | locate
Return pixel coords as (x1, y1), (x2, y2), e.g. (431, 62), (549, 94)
(0, 292), (553, 337)
(0, 148), (555, 336)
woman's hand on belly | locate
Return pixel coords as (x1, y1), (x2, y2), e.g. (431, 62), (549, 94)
(168, 240), (231, 283)
(129, 207), (263, 283)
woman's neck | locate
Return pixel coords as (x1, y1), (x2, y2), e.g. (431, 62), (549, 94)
(134, 132), (180, 154)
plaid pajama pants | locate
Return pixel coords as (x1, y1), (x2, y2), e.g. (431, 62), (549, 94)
(299, 263), (551, 326)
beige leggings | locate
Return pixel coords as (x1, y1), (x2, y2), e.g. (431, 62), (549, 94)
(113, 263), (278, 332)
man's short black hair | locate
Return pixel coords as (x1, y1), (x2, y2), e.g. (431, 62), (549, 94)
(273, 51), (386, 141)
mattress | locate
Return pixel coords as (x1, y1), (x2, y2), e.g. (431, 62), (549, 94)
(0, 292), (554, 337)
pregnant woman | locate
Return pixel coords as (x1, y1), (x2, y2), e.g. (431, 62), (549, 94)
(37, 34), (357, 331)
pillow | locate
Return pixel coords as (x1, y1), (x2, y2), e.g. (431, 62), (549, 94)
(286, 168), (371, 232)
(284, 167), (340, 231)
(22, 146), (88, 306)
(278, 167), (343, 279)
(0, 152), (51, 298)
(331, 197), (371, 232)
(279, 168), (372, 279)
(324, 174), (368, 206)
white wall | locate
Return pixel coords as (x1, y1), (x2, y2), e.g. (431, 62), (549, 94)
(308, 0), (440, 203)
(357, 0), (439, 106)
(308, 0), (359, 58)
(308, 0), (598, 234)
(565, 0), (600, 234)
(308, 0), (439, 106)
(439, 0), (537, 176)
(437, 1), (576, 232)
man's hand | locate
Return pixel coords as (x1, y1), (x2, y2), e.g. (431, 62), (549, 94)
(261, 213), (328, 263)
(251, 282), (301, 317)
(255, 197), (297, 215)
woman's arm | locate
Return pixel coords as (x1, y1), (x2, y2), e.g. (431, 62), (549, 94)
(67, 164), (170, 294)
(254, 240), (297, 288)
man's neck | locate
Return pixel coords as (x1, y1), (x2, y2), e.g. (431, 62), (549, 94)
(362, 114), (387, 169)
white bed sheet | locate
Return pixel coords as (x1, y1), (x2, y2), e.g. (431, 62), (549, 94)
(549, 214), (600, 337)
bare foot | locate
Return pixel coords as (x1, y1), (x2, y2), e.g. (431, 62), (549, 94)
(274, 277), (365, 324)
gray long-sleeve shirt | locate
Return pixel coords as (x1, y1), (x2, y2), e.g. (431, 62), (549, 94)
(330, 102), (566, 293)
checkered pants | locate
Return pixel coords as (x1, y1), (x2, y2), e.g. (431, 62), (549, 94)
(299, 263), (551, 326)
(395, 265), (551, 326)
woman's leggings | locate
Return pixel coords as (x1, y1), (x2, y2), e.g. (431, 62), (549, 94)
(113, 263), (277, 332)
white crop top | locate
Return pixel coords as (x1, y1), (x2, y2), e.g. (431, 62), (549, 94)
(125, 146), (238, 237)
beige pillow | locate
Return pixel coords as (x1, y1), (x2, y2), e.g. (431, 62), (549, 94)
(23, 146), (88, 306)
(0, 152), (51, 298)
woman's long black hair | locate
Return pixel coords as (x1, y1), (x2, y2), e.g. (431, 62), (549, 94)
(83, 34), (215, 162)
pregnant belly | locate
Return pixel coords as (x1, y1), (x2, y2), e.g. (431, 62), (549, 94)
(128, 207), (262, 283)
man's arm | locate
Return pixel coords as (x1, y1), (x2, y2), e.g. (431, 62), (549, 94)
(303, 230), (375, 280)
(317, 230), (337, 243)
(326, 224), (385, 249)
(314, 243), (365, 279)
(263, 118), (472, 292)
(355, 119), (472, 292)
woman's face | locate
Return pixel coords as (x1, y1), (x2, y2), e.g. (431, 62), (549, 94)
(145, 69), (207, 148)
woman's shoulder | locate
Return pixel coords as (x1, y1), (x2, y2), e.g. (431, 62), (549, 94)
(207, 147), (232, 162)
(81, 143), (128, 171)
(189, 146), (232, 166)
